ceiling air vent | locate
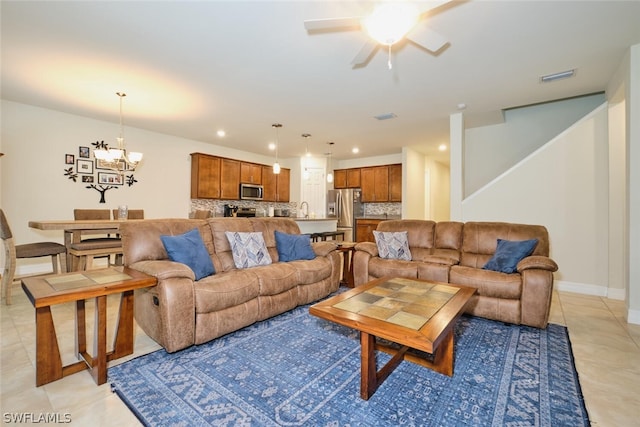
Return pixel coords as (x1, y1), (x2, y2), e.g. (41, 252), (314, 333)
(374, 112), (397, 120)
(540, 69), (575, 83)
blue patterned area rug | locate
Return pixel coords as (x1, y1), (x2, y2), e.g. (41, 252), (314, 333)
(109, 304), (589, 426)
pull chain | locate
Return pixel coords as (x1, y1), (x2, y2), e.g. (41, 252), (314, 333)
(387, 44), (392, 70)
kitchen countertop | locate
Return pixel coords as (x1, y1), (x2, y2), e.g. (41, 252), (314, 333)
(293, 217), (337, 222)
(356, 215), (401, 220)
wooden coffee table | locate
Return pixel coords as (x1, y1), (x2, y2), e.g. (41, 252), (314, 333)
(21, 267), (156, 386)
(310, 277), (476, 399)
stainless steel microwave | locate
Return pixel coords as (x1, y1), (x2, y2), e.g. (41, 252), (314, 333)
(240, 183), (263, 200)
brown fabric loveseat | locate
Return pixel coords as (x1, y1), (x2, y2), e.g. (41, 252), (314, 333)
(353, 220), (558, 328)
(120, 217), (340, 352)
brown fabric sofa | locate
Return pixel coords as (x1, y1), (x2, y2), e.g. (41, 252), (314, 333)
(120, 217), (341, 352)
(353, 220), (558, 328)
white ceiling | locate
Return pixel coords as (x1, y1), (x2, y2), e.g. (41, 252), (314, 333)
(2, 1), (640, 165)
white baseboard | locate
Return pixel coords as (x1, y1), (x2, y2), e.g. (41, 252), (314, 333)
(628, 309), (640, 325)
(555, 280), (625, 300)
(555, 280), (608, 296)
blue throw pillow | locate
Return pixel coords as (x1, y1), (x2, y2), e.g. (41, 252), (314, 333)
(160, 228), (215, 280)
(483, 238), (538, 274)
(274, 230), (316, 262)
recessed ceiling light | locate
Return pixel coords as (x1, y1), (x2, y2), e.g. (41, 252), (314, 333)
(352, 147), (359, 154)
(456, 103), (467, 110)
(438, 144), (447, 151)
(268, 143), (276, 151)
(540, 69), (575, 83)
(216, 130), (226, 137)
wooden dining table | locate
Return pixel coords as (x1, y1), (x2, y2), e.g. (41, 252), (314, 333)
(29, 219), (145, 271)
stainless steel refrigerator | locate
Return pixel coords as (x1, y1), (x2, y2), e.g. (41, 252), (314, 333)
(327, 188), (363, 242)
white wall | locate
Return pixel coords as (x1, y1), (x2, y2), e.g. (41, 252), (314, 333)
(464, 93), (606, 197)
(462, 104), (610, 294)
(426, 158), (450, 222)
(402, 148), (426, 220)
(626, 44), (640, 322)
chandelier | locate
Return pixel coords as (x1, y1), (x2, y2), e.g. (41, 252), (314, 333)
(94, 92), (143, 175)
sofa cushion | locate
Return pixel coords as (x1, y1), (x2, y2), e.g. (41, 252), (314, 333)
(274, 231), (316, 262)
(194, 270), (260, 313)
(483, 239), (538, 274)
(368, 257), (417, 279)
(450, 265), (522, 299)
(225, 231), (272, 268)
(373, 231), (412, 260)
(160, 228), (215, 280)
(251, 263), (299, 296)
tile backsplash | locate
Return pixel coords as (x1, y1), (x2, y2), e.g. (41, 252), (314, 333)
(364, 203), (401, 217)
(190, 200), (402, 218)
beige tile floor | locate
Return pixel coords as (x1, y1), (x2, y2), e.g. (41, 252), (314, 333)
(1, 282), (639, 426)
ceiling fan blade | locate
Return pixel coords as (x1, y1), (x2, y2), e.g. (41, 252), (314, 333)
(351, 40), (378, 67)
(406, 24), (449, 53)
(416, 0), (453, 16)
(304, 17), (361, 31)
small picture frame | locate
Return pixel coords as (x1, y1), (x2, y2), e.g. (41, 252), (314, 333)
(96, 159), (129, 171)
(98, 172), (123, 185)
(82, 175), (95, 183)
(79, 146), (90, 158)
(65, 154), (75, 165)
(76, 159), (94, 174)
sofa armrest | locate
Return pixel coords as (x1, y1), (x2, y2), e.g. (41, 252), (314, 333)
(311, 241), (339, 257)
(354, 241), (378, 257)
(129, 260), (196, 352)
(517, 256), (558, 273)
(129, 260), (196, 281)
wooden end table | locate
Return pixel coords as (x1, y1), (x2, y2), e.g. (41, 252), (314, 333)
(21, 267), (157, 386)
(310, 277), (476, 400)
(336, 242), (356, 288)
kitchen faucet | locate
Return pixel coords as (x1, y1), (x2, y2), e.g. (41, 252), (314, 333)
(300, 201), (309, 219)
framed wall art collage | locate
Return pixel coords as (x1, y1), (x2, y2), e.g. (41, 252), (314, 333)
(64, 141), (138, 203)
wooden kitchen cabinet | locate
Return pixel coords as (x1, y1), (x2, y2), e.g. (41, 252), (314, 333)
(347, 168), (361, 188)
(356, 219), (383, 242)
(220, 158), (240, 200)
(240, 162), (262, 184)
(333, 169), (347, 189)
(334, 168), (362, 189)
(388, 163), (402, 202)
(191, 153), (221, 199)
(361, 166), (389, 202)
(262, 166), (290, 202)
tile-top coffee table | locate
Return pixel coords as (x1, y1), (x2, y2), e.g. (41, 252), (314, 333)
(21, 267), (156, 386)
(310, 277), (476, 399)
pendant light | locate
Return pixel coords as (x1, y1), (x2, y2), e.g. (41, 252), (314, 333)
(302, 133), (311, 180)
(94, 92), (143, 175)
(326, 142), (334, 183)
(272, 123), (282, 174)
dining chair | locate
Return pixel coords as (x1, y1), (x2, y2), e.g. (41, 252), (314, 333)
(193, 209), (211, 219)
(1, 209), (67, 305)
(111, 209), (144, 219)
(68, 209), (122, 271)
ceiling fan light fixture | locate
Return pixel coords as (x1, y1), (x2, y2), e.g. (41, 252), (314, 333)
(363, 2), (419, 46)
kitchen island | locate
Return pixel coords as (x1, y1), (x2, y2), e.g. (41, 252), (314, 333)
(293, 218), (337, 235)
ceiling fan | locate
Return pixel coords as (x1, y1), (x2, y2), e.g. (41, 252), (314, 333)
(304, 1), (452, 69)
